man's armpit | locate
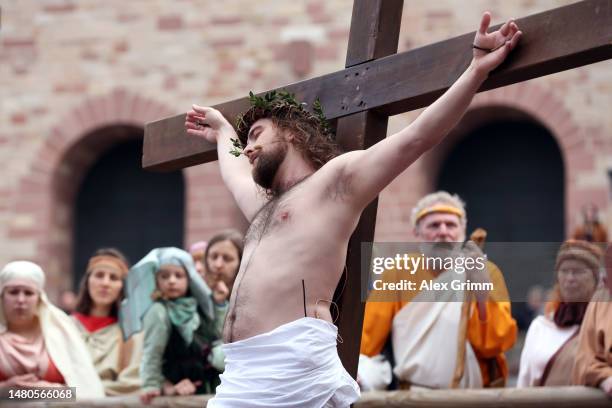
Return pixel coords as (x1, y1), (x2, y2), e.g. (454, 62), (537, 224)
(324, 167), (354, 202)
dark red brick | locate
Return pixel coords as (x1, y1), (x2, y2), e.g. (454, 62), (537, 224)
(53, 83), (87, 93)
(219, 60), (237, 72)
(11, 113), (26, 125)
(210, 38), (244, 48)
(315, 44), (337, 60)
(327, 29), (348, 41)
(43, 3), (76, 13)
(80, 49), (99, 60)
(158, 15), (184, 30)
(164, 75), (178, 90)
(211, 16), (243, 25)
(114, 40), (129, 53)
(2, 38), (35, 48)
(270, 17), (290, 26)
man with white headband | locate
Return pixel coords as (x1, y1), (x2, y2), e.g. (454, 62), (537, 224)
(0, 261), (105, 398)
(360, 191), (517, 390)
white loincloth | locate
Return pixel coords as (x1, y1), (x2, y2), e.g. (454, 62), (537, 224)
(208, 317), (360, 408)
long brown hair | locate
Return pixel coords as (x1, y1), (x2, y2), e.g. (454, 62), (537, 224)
(204, 230), (244, 274)
(74, 248), (130, 318)
(236, 102), (342, 170)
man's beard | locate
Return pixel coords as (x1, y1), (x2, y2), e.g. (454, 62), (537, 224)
(252, 141), (288, 194)
(421, 241), (463, 259)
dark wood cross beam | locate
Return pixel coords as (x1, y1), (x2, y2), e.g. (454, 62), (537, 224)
(143, 0), (612, 377)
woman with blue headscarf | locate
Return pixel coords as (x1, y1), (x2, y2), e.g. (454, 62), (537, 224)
(119, 248), (227, 403)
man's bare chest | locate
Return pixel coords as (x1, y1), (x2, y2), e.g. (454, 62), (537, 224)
(245, 197), (294, 245)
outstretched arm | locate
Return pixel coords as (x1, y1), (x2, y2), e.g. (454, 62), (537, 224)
(185, 106), (266, 221)
(336, 13), (522, 210)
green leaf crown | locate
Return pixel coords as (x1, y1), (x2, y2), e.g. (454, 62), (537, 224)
(232, 89), (333, 157)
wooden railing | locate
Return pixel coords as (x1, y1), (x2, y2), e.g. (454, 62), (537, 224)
(4, 386), (611, 407)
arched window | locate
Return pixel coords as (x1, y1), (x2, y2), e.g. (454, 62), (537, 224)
(437, 117), (564, 299)
(73, 136), (184, 283)
(438, 119), (564, 241)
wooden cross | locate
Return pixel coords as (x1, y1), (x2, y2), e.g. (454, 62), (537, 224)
(143, 0), (612, 377)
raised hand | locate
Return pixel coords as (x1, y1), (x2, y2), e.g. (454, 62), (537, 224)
(472, 12), (522, 75)
(185, 105), (232, 143)
(213, 279), (230, 304)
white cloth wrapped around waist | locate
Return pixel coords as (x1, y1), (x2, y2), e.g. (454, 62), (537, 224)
(208, 317), (360, 408)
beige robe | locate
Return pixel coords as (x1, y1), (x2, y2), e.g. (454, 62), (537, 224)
(72, 317), (143, 395)
(391, 270), (483, 388)
(361, 260), (517, 387)
(543, 334), (580, 385)
(573, 288), (612, 387)
(517, 314), (579, 387)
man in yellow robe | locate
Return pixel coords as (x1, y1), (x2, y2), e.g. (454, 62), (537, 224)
(359, 191), (517, 390)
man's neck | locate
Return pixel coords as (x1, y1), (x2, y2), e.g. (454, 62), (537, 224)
(272, 148), (315, 194)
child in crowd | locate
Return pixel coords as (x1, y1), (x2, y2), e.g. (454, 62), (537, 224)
(119, 247), (228, 404)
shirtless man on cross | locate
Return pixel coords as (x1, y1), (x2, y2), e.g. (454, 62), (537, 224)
(185, 13), (521, 407)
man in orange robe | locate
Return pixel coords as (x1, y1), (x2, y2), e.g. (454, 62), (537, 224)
(359, 191), (517, 390)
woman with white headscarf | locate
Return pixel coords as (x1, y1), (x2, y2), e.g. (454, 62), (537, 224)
(0, 261), (105, 398)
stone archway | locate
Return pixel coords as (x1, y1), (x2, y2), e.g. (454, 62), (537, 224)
(469, 82), (604, 231)
(420, 82), (600, 236)
(435, 109), (565, 299)
(7, 89), (176, 297)
(435, 107), (564, 241)
(376, 81), (601, 244)
(72, 135), (185, 285)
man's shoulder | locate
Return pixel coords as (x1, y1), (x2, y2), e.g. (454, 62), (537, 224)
(311, 151), (362, 181)
(302, 151), (362, 203)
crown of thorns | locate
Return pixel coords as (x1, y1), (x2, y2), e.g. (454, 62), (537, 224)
(230, 90), (333, 157)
